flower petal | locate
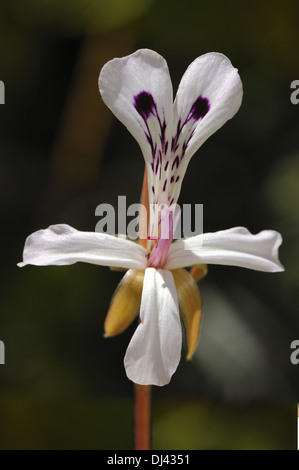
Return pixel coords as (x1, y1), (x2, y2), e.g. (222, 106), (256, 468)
(124, 267), (182, 386)
(169, 53), (243, 204)
(172, 268), (203, 361)
(99, 49), (173, 167)
(104, 269), (144, 337)
(18, 224), (147, 270)
(165, 227), (284, 272)
(174, 52), (243, 160)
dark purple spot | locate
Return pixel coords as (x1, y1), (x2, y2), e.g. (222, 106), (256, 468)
(164, 160), (169, 171)
(163, 179), (167, 192)
(175, 176), (180, 183)
(152, 185), (155, 194)
(188, 96), (210, 121)
(134, 91), (157, 120)
(170, 176), (174, 183)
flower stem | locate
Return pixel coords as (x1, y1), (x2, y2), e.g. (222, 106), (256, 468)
(133, 168), (152, 450)
(134, 384), (152, 450)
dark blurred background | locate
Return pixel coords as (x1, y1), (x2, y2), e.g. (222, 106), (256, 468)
(0, 0), (298, 449)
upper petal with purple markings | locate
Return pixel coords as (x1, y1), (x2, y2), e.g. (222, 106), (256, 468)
(99, 49), (173, 167)
(173, 53), (243, 164)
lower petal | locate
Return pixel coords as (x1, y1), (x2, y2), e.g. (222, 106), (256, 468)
(124, 268), (182, 386)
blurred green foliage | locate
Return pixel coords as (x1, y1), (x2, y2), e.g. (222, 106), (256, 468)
(0, 0), (298, 449)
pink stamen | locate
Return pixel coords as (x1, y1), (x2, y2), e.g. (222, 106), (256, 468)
(148, 207), (181, 268)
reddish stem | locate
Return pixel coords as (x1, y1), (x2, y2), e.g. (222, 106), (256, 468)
(134, 384), (152, 450)
(134, 167), (152, 450)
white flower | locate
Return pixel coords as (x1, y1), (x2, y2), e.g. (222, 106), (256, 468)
(18, 49), (284, 387)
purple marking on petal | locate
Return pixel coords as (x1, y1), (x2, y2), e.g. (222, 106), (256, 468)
(171, 155), (179, 171)
(170, 175), (174, 183)
(188, 96), (210, 122)
(134, 91), (157, 120)
(146, 131), (155, 158)
(155, 159), (159, 175)
(152, 185), (155, 194)
(164, 160), (169, 171)
(159, 119), (167, 146)
(182, 140), (188, 158)
(171, 119), (182, 152)
(175, 175), (180, 183)
(163, 179), (167, 192)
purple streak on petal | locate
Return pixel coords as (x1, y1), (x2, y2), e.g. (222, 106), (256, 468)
(170, 175), (174, 183)
(181, 140), (188, 159)
(171, 119), (182, 153)
(175, 175), (180, 183)
(171, 155), (179, 171)
(155, 159), (159, 175)
(159, 119), (167, 148)
(163, 179), (167, 192)
(164, 160), (169, 171)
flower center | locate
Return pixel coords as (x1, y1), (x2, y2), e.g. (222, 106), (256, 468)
(147, 206), (181, 269)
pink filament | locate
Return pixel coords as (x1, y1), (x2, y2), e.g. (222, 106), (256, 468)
(148, 207), (181, 268)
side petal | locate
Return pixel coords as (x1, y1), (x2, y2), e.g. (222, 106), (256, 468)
(18, 224), (147, 270)
(124, 268), (182, 386)
(99, 49), (173, 166)
(165, 227), (284, 272)
(172, 268), (203, 361)
(104, 269), (144, 337)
